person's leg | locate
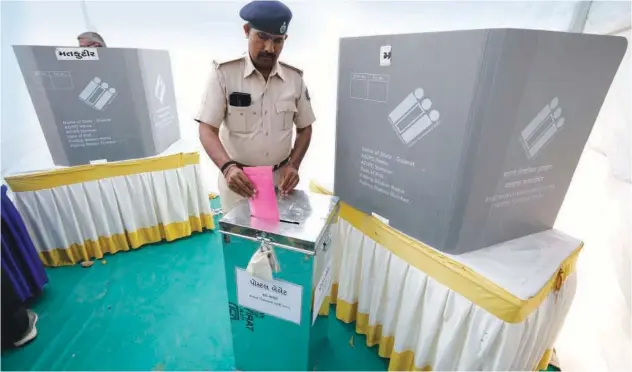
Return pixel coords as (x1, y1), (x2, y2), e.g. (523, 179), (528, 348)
(1, 270), (38, 349)
(273, 170), (281, 189)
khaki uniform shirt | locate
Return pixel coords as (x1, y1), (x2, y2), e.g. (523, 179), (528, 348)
(196, 55), (316, 212)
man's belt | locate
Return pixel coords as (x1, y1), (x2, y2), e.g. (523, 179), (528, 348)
(221, 157), (290, 174)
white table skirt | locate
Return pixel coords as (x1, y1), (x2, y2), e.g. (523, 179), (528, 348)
(311, 181), (580, 371)
(5, 152), (214, 266)
(331, 219), (578, 371)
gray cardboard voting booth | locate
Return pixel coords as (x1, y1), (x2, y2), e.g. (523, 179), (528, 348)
(13, 45), (181, 166)
(335, 29), (627, 254)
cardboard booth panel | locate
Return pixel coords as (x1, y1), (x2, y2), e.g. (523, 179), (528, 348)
(13, 45), (181, 166)
(335, 29), (627, 254)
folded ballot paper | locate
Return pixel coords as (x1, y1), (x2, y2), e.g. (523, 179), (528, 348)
(243, 166), (280, 221)
(243, 166), (281, 280)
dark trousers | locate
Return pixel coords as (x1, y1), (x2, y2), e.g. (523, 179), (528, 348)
(1, 270), (29, 349)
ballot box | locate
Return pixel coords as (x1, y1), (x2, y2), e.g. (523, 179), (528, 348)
(13, 45), (181, 166)
(334, 29), (627, 254)
(219, 190), (340, 371)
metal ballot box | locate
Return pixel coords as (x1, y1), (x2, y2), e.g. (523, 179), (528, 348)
(219, 190), (340, 371)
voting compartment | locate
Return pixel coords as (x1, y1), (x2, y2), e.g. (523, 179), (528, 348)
(219, 191), (340, 371)
(335, 29), (627, 254)
(13, 45), (181, 166)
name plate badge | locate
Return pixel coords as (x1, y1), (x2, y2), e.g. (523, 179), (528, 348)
(55, 47), (99, 61)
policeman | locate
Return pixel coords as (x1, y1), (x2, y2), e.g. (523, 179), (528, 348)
(196, 0), (315, 214)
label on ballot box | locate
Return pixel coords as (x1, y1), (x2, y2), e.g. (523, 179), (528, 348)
(236, 268), (303, 325)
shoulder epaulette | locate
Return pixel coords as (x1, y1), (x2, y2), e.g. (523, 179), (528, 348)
(279, 61), (303, 76)
(213, 56), (245, 69)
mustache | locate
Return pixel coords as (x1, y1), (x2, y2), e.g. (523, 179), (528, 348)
(257, 52), (276, 59)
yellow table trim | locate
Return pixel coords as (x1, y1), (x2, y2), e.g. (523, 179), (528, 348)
(309, 180), (581, 324)
(41, 214), (214, 267)
(331, 291), (551, 371)
(5, 152), (201, 192)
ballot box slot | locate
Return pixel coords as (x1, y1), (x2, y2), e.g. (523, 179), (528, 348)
(248, 215), (301, 225)
(280, 219), (300, 225)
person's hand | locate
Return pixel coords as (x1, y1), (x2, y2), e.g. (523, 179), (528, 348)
(279, 164), (299, 195)
(225, 165), (256, 198)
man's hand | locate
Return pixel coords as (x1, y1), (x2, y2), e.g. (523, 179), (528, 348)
(279, 164), (299, 195)
(225, 166), (256, 198)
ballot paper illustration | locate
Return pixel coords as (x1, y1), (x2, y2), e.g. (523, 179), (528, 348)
(78, 77), (117, 111)
(388, 88), (440, 146)
(520, 97), (565, 159)
(31, 71), (74, 91)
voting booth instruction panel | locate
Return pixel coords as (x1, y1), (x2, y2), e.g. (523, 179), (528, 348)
(335, 29), (627, 254)
(219, 191), (340, 371)
(13, 45), (181, 166)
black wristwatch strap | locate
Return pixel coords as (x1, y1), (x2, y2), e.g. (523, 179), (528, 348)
(221, 160), (239, 174)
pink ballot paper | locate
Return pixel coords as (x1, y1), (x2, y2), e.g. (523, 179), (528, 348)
(243, 166), (280, 221)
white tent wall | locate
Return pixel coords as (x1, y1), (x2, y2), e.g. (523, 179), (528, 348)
(1, 0), (581, 188)
(554, 2), (631, 371)
(1, 1), (629, 370)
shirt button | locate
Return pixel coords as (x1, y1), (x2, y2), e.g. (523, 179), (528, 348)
(265, 132), (269, 136)
(264, 110), (268, 115)
(265, 152), (269, 156)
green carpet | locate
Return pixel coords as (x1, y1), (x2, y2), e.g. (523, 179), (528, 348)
(1, 199), (388, 371)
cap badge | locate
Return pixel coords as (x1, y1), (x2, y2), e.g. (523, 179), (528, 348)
(280, 22), (287, 34)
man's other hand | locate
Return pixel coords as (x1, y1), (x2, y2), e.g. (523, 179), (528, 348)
(225, 166), (256, 198)
(279, 164), (299, 195)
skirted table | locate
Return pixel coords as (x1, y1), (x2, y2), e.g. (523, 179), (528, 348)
(4, 152), (214, 267)
(309, 181), (580, 371)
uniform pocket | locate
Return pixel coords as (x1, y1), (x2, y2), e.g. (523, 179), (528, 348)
(275, 101), (298, 130)
(227, 105), (255, 133)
